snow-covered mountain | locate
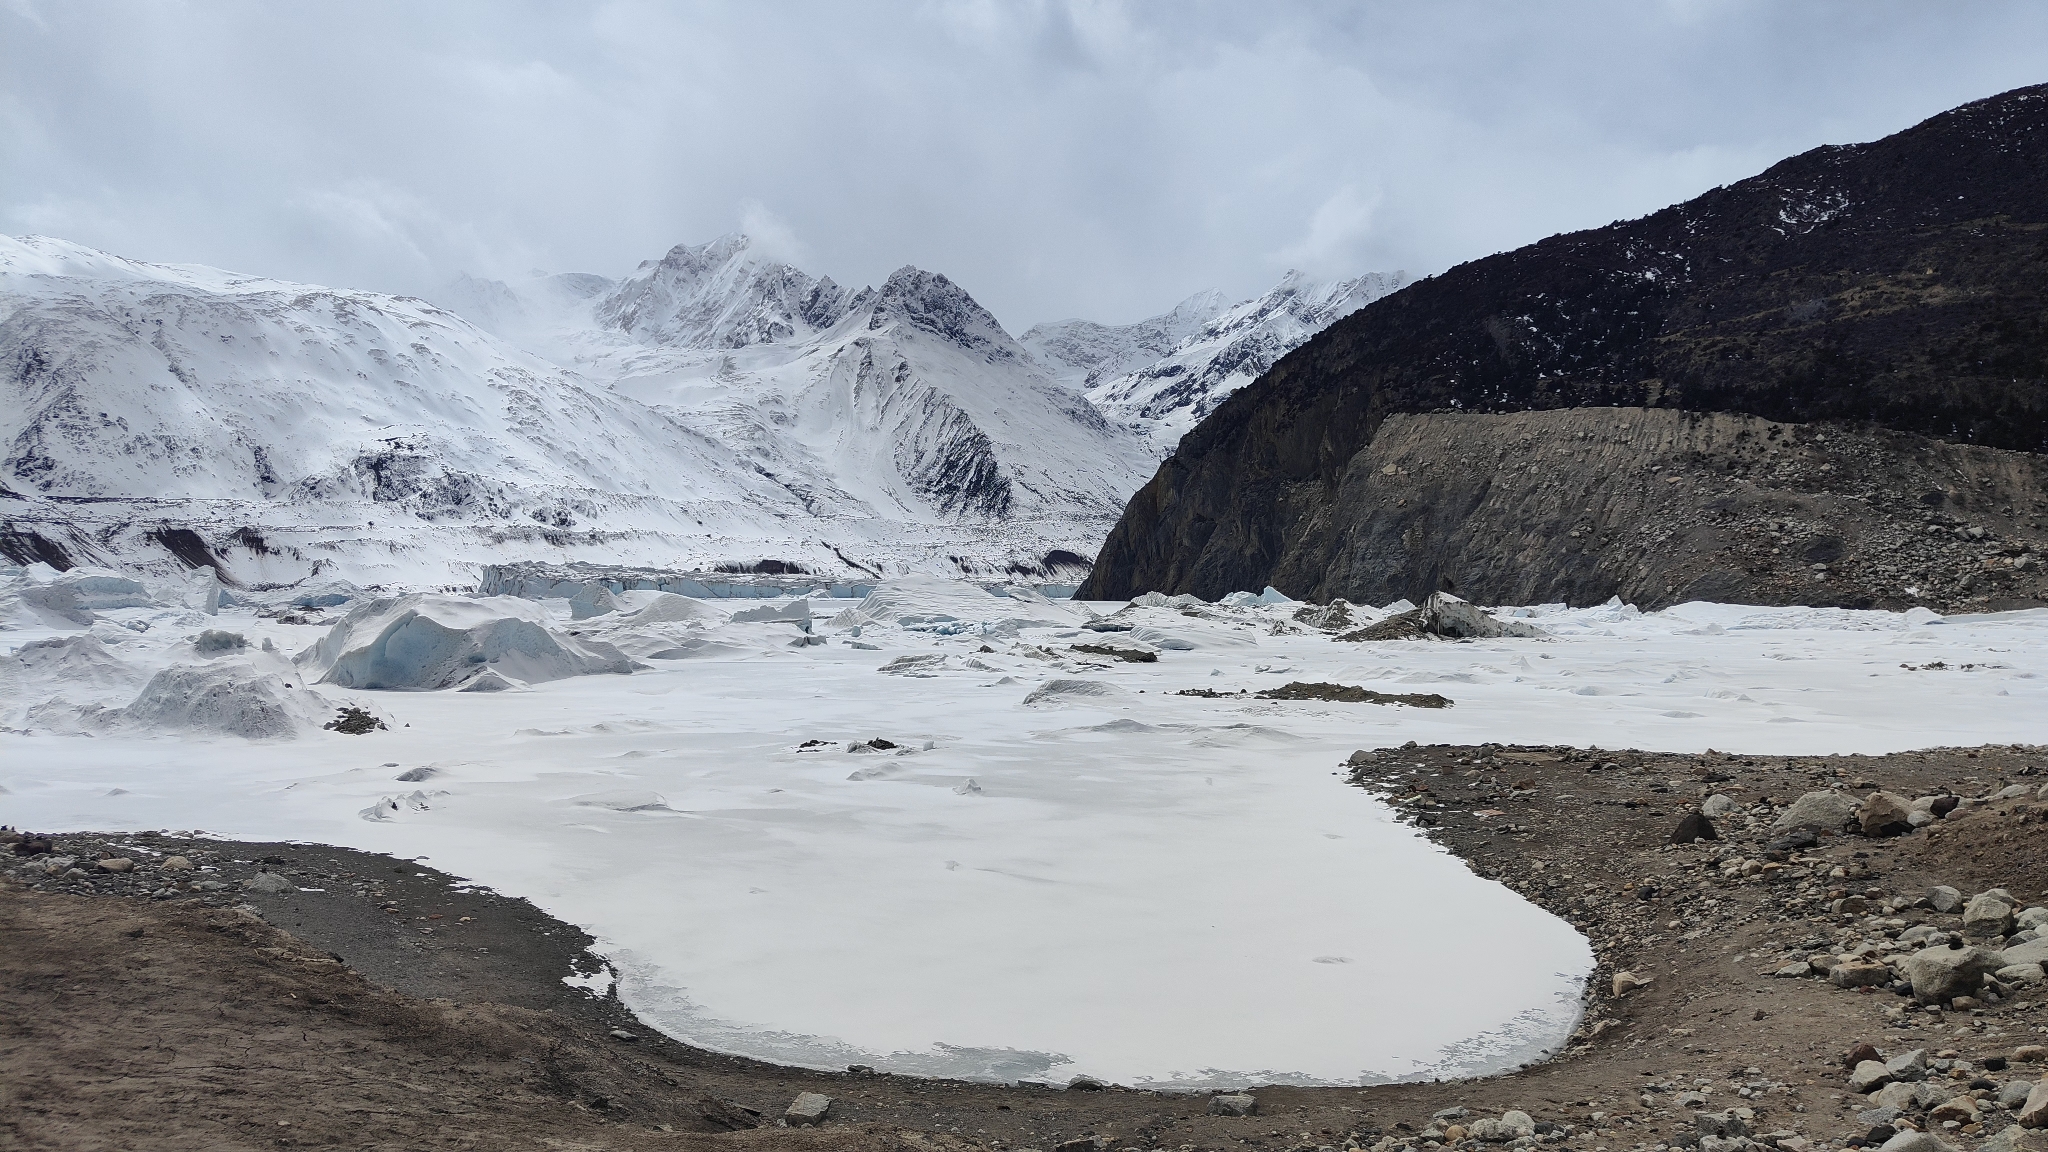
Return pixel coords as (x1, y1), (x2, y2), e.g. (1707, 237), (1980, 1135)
(1025, 270), (1405, 454)
(0, 235), (1148, 587)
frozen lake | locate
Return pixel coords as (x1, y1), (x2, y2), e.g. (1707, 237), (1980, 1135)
(6, 578), (2046, 1085)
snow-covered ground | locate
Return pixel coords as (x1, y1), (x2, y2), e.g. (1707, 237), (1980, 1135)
(6, 571), (2047, 1088)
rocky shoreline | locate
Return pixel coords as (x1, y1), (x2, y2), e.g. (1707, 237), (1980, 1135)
(7, 742), (2048, 1151)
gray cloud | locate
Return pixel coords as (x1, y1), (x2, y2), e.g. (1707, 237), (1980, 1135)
(5, 0), (2044, 329)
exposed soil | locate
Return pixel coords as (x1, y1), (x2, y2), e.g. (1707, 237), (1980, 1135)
(6, 744), (2048, 1152)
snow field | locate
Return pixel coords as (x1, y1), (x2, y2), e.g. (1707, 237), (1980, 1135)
(4, 583), (2047, 1087)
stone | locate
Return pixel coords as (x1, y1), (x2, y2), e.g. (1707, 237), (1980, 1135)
(1207, 1094), (1256, 1117)
(1613, 970), (1652, 997)
(1498, 1112), (1536, 1137)
(607, 1029), (637, 1041)
(1775, 790), (1860, 830)
(1672, 811), (1719, 844)
(1851, 1060), (1896, 1093)
(1468, 1115), (1535, 1142)
(1929, 1098), (1979, 1124)
(2007, 940), (2048, 969)
(2001, 1083), (2041, 1109)
(1999, 964), (2048, 986)
(2016, 1046), (2048, 1063)
(1697, 1113), (1749, 1138)
(1443, 1125), (1468, 1141)
(1901, 944), (2001, 1003)
(1858, 1107), (1904, 1128)
(1699, 1136), (1753, 1152)
(1979, 1124), (2048, 1152)
(1433, 1108), (1470, 1122)
(1703, 794), (1736, 817)
(161, 856), (195, 871)
(1847, 1042), (1883, 1067)
(1878, 1131), (1957, 1152)
(1928, 886), (1965, 913)
(97, 857), (134, 872)
(1678, 1091), (1710, 1109)
(2020, 1081), (2048, 1127)
(1871, 1083), (1920, 1111)
(1833, 962), (1893, 989)
(784, 1092), (832, 1127)
(2019, 907), (2048, 931)
(1859, 792), (1915, 837)
(1054, 1139), (1112, 1152)
(1967, 894), (2019, 940)
(1887, 1049), (1930, 1082)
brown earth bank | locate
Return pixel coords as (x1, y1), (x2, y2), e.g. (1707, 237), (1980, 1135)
(6, 744), (2048, 1152)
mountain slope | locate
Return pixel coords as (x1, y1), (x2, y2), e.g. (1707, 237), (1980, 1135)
(1082, 83), (2048, 605)
(1078, 271), (1403, 454)
(1, 235), (1150, 585)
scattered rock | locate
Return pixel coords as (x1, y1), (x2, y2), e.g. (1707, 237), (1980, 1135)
(1846, 1042), (1882, 1068)
(607, 1029), (637, 1041)
(243, 872), (297, 894)
(1878, 1131), (1956, 1152)
(1702, 794), (1736, 818)
(1999, 1083), (2040, 1109)
(2019, 1081), (2048, 1128)
(1858, 791), (1914, 836)
(1612, 970), (1652, 997)
(1671, 811), (1718, 844)
(1697, 1113), (1749, 1138)
(1999, 963), (2048, 986)
(1885, 1048), (1929, 1082)
(1928, 886), (1964, 913)
(1900, 944), (2001, 1003)
(96, 858), (133, 872)
(1831, 961), (1892, 989)
(1928, 1097), (1979, 1124)
(784, 1092), (832, 1127)
(1207, 1093), (1256, 1117)
(1965, 892), (2018, 940)
(1774, 790), (1860, 830)
(1850, 1060), (1895, 1093)
(2014, 1045), (2047, 1063)
(161, 856), (195, 871)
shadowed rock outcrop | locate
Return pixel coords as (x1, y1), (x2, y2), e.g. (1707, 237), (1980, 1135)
(1082, 84), (2048, 608)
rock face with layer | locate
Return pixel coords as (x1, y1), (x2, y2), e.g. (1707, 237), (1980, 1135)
(1083, 84), (2048, 607)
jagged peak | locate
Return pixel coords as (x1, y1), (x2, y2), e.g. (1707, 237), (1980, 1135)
(864, 266), (1016, 358)
(597, 233), (851, 349)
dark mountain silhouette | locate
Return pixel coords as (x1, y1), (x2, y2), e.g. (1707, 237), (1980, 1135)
(1082, 84), (2048, 609)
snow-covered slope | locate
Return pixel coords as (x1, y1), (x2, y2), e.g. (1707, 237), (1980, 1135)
(1026, 270), (1404, 455)
(0, 235), (1146, 587)
(1020, 289), (1227, 391)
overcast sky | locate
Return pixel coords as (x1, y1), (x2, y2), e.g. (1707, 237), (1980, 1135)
(5, 1), (2045, 330)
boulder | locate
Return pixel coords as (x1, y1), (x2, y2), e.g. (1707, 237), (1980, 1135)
(1879, 1132), (1957, 1152)
(161, 856), (195, 871)
(1929, 1097), (1979, 1124)
(1672, 811), (1718, 844)
(96, 857), (133, 872)
(1613, 970), (1652, 997)
(1851, 1060), (1895, 1093)
(1207, 1094), (1256, 1117)
(1870, 1082), (1919, 1111)
(244, 872), (296, 894)
(1886, 1048), (1929, 1082)
(2004, 939), (2048, 969)
(784, 1092), (832, 1127)
(1422, 592), (1545, 639)
(1831, 962), (1893, 989)
(1702, 794), (1736, 817)
(1775, 790), (1860, 830)
(1967, 893), (2018, 940)
(1858, 791), (1915, 836)
(1697, 1113), (1749, 1138)
(2020, 1081), (2048, 1128)
(1999, 1082), (2040, 1109)
(1901, 944), (2002, 1004)
(1999, 963), (2047, 986)
(1928, 886), (1964, 913)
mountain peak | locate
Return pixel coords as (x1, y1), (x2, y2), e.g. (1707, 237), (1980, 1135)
(864, 266), (1015, 358)
(597, 234), (849, 348)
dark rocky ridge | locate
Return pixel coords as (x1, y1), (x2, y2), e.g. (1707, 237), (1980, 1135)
(1307, 407), (2047, 612)
(1082, 84), (2048, 604)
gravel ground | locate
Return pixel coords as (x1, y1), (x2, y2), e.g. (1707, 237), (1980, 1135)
(6, 744), (2048, 1152)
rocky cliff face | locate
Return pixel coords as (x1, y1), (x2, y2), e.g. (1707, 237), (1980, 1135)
(1083, 84), (2048, 605)
(1295, 407), (2047, 612)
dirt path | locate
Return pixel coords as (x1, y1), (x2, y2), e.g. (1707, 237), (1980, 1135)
(6, 744), (2047, 1151)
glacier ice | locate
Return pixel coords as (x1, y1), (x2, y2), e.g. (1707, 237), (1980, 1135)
(297, 595), (640, 691)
